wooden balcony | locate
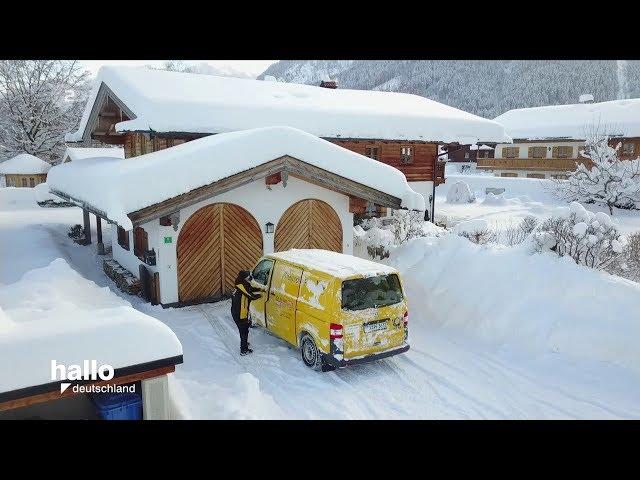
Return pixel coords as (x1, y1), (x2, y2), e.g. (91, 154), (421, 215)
(477, 157), (593, 172)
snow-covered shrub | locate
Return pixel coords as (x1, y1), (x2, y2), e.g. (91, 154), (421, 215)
(552, 131), (640, 214)
(354, 224), (395, 260)
(388, 210), (429, 245)
(532, 202), (625, 269)
(446, 180), (476, 204)
(502, 216), (539, 246)
(67, 224), (84, 240)
(452, 219), (496, 245)
(35, 183), (74, 207)
(607, 232), (640, 282)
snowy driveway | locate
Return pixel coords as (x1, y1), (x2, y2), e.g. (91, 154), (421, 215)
(2, 188), (640, 419)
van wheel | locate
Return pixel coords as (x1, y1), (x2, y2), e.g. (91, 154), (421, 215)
(300, 334), (323, 371)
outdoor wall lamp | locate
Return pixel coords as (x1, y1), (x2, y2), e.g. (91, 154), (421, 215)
(265, 222), (274, 234)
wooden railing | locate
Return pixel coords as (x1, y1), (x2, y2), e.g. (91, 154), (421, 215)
(477, 157), (593, 172)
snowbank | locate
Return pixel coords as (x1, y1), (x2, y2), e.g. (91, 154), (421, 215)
(0, 258), (183, 394)
(494, 98), (640, 140)
(446, 180), (475, 203)
(50, 126), (425, 229)
(388, 234), (640, 374)
(437, 174), (557, 204)
(0, 154), (50, 175)
(67, 66), (510, 145)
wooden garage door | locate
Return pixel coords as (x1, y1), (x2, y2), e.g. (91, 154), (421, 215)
(274, 199), (342, 253)
(177, 203), (263, 303)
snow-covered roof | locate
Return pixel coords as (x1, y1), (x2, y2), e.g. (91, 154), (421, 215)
(270, 249), (398, 279)
(470, 144), (494, 150)
(63, 147), (124, 163)
(0, 258), (182, 395)
(494, 98), (640, 141)
(0, 154), (51, 175)
(50, 126), (426, 230)
(66, 66), (510, 145)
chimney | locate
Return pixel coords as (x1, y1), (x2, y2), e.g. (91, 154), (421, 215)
(319, 78), (338, 89)
(579, 93), (594, 104)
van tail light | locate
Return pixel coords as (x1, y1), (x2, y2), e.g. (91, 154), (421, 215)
(330, 323), (343, 339)
(403, 311), (409, 327)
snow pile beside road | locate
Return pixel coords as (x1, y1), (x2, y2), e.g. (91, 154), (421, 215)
(438, 174), (557, 204)
(0, 258), (182, 393)
(388, 234), (640, 374)
(446, 180), (475, 203)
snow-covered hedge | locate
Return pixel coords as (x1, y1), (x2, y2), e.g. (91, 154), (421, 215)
(532, 202), (626, 269)
(34, 183), (74, 207)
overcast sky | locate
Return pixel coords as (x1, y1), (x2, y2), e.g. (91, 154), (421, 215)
(80, 60), (277, 78)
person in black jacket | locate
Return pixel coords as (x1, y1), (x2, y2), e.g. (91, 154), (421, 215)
(231, 270), (262, 355)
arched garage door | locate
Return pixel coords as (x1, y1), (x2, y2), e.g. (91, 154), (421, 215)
(177, 203), (263, 303)
(274, 199), (342, 253)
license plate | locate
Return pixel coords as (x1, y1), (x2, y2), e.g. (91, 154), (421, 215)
(363, 319), (388, 334)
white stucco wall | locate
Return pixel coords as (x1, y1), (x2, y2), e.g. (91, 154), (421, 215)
(113, 176), (354, 305)
(408, 180), (434, 219)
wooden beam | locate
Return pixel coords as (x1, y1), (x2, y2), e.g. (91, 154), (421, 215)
(96, 216), (103, 244)
(128, 156), (403, 227)
(83, 209), (91, 244)
(0, 366), (175, 412)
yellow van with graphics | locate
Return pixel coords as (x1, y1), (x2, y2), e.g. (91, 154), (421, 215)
(248, 249), (409, 371)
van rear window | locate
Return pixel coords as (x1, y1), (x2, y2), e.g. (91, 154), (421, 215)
(341, 274), (403, 311)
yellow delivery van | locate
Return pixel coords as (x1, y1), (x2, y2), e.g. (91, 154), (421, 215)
(248, 249), (409, 371)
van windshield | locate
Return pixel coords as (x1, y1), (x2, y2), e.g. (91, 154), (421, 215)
(341, 274), (404, 311)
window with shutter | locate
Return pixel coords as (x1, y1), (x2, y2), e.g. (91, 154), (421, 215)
(400, 146), (413, 164)
(21, 178), (27, 187)
(503, 147), (519, 158)
(117, 227), (130, 251)
(554, 146), (573, 158)
(365, 146), (380, 160)
(134, 227), (148, 259)
(528, 146), (546, 158)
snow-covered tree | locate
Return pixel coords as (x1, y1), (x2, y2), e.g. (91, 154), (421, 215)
(552, 127), (640, 214)
(0, 60), (90, 163)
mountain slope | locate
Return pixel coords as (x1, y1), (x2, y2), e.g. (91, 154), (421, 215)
(259, 60), (640, 119)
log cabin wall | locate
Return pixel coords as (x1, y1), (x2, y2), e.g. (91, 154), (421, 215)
(330, 140), (439, 182)
(123, 132), (190, 159)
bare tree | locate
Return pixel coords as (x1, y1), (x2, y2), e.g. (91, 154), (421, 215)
(0, 60), (91, 163)
(551, 122), (640, 214)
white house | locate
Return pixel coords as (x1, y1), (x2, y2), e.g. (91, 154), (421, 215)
(485, 97), (640, 178)
(48, 126), (424, 306)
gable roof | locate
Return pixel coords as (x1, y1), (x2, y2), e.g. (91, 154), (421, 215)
(50, 126), (425, 230)
(494, 98), (640, 141)
(0, 154), (51, 175)
(66, 66), (510, 145)
(63, 147), (124, 163)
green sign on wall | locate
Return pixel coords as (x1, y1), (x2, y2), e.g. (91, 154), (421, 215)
(164, 236), (173, 244)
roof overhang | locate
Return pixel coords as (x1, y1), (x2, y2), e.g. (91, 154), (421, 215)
(128, 154), (405, 227)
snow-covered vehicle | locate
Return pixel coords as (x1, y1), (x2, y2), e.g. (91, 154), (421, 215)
(248, 249), (410, 371)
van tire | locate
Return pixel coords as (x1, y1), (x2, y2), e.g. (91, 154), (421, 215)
(300, 334), (323, 371)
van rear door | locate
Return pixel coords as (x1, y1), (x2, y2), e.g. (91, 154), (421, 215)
(265, 261), (303, 346)
(340, 274), (406, 359)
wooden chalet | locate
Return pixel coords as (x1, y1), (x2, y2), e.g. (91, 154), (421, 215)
(0, 153), (51, 188)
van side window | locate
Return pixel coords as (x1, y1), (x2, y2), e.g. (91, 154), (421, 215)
(252, 259), (274, 286)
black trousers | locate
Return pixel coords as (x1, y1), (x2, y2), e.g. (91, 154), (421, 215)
(234, 319), (250, 352)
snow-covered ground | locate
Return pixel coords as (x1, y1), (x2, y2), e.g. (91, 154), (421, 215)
(436, 174), (640, 236)
(1, 185), (640, 419)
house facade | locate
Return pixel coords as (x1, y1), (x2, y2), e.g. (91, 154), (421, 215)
(65, 66), (509, 222)
(484, 97), (640, 179)
(0, 154), (51, 187)
(50, 127), (424, 306)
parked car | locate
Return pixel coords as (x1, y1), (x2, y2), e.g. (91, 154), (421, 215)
(248, 249), (410, 371)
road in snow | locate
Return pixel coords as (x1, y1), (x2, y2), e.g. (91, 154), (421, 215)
(2, 188), (640, 419)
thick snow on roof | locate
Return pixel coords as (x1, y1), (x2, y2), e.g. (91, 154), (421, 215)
(494, 98), (640, 140)
(50, 126), (425, 230)
(0, 154), (51, 175)
(66, 66), (510, 145)
(270, 249), (398, 279)
(0, 258), (182, 394)
(470, 144), (494, 150)
(63, 147), (124, 162)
